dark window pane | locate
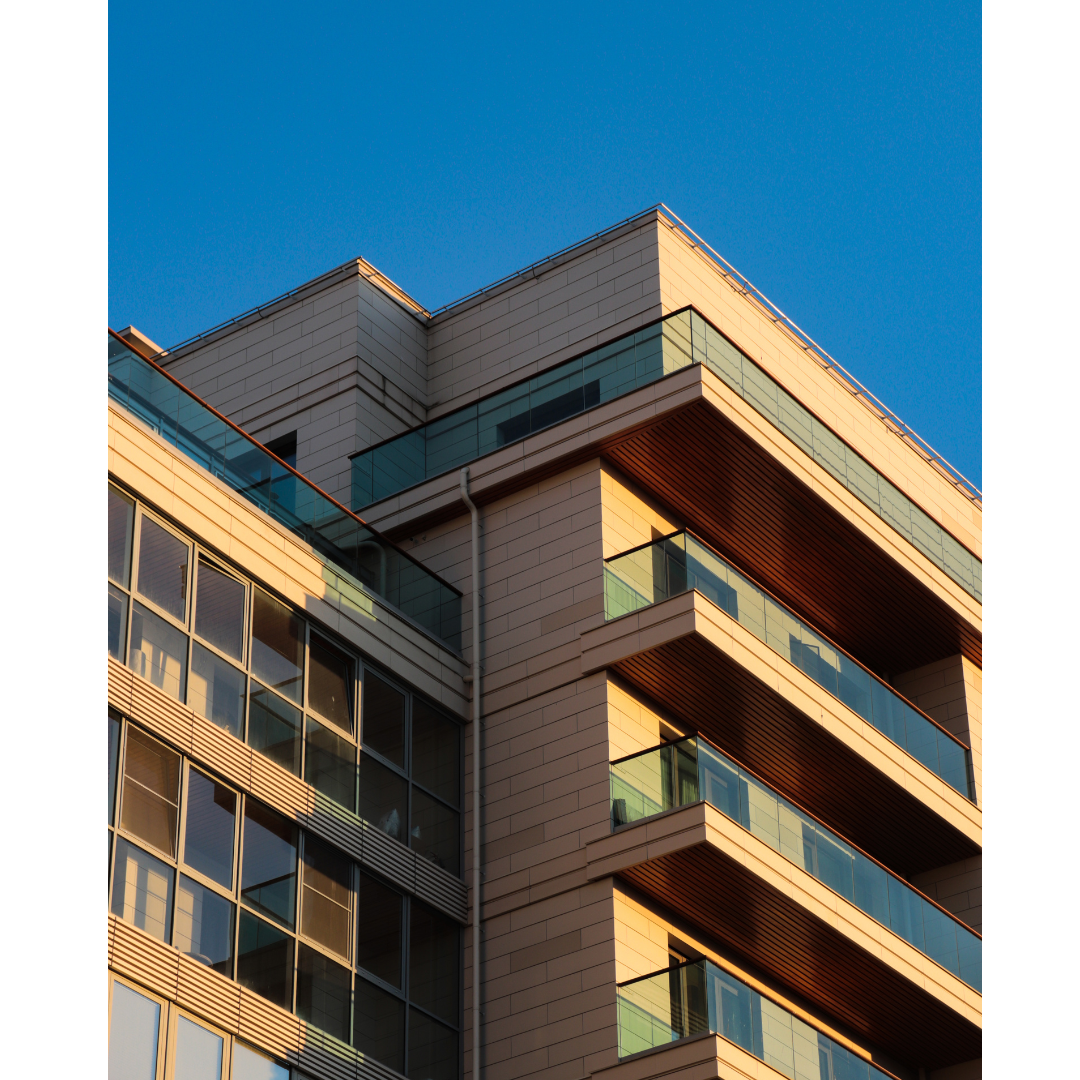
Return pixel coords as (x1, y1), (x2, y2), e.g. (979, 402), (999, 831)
(362, 673), (405, 767)
(409, 902), (459, 1025)
(128, 601), (188, 701)
(242, 800), (298, 929)
(355, 871), (402, 987)
(189, 642), (245, 738)
(108, 486), (135, 588)
(411, 701), (460, 807)
(121, 727), (180, 857)
(195, 560), (246, 662)
(353, 977), (404, 1071)
(251, 589), (304, 703)
(109, 712), (121, 825)
(248, 682), (302, 776)
(309, 634), (353, 733)
(108, 981), (160, 1080)
(175, 875), (235, 977)
(109, 583), (128, 660)
(306, 718), (356, 812)
(410, 789), (460, 877)
(231, 1044), (289, 1080)
(174, 1015), (223, 1080)
(359, 753), (408, 842)
(408, 1008), (458, 1080)
(302, 834), (352, 959)
(183, 768), (236, 888)
(111, 836), (175, 943)
(297, 943), (352, 1041)
(237, 909), (294, 1011)
(136, 515), (189, 622)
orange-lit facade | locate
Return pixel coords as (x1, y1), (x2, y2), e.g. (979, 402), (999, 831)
(108, 207), (981, 1080)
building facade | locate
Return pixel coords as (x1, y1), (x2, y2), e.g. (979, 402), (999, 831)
(107, 207), (982, 1080)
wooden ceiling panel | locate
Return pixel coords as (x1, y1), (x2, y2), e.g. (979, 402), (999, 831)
(614, 634), (980, 877)
(622, 844), (981, 1071)
(605, 399), (981, 675)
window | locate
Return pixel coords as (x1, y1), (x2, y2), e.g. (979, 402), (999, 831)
(108, 716), (463, 1077)
(107, 486), (463, 866)
(109, 980), (161, 1080)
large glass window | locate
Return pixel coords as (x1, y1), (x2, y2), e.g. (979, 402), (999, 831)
(309, 633), (353, 733)
(354, 978), (405, 1073)
(301, 834), (351, 960)
(121, 727), (180, 858)
(109, 486), (135, 588)
(183, 767), (236, 889)
(409, 902), (460, 1026)
(355, 870), (402, 987)
(136, 515), (190, 623)
(175, 875), (235, 976)
(129, 601), (188, 701)
(111, 835), (175, 943)
(363, 672), (405, 765)
(237, 909), (295, 1011)
(251, 589), (304, 704)
(109, 981), (160, 1080)
(174, 1015), (224, 1080)
(109, 711), (121, 824)
(248, 682), (302, 775)
(190, 642), (246, 738)
(241, 800), (298, 929)
(297, 943), (352, 1042)
(109, 583), (128, 660)
(231, 1043), (289, 1080)
(195, 558), (246, 662)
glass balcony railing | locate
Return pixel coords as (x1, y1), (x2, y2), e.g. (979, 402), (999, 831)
(604, 531), (975, 803)
(351, 316), (694, 509)
(618, 958), (895, 1078)
(349, 307), (980, 603)
(610, 736), (981, 992)
(107, 332), (463, 651)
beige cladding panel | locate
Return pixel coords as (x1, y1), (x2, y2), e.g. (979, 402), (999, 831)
(653, 220), (981, 560)
(426, 221), (665, 415)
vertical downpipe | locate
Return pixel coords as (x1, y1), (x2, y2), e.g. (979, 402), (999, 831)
(459, 467), (482, 1080)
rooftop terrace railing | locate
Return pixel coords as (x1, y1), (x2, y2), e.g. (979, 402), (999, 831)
(618, 957), (897, 1078)
(107, 331), (463, 652)
(350, 308), (980, 603)
(610, 735), (981, 992)
(604, 531), (975, 803)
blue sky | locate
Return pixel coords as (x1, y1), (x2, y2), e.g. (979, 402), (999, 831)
(109, 0), (981, 488)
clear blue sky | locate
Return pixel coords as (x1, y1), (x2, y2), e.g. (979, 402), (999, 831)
(109, 0), (981, 489)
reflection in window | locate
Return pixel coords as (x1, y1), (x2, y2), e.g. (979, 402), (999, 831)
(362, 673), (405, 766)
(410, 902), (459, 1026)
(251, 589), (304, 703)
(305, 719), (355, 811)
(121, 727), (181, 857)
(410, 788), (460, 876)
(189, 642), (246, 738)
(355, 871), (402, 987)
(109, 583), (128, 660)
(309, 634), (353, 733)
(136, 515), (189, 622)
(175, 876), (235, 976)
(301, 834), (351, 959)
(174, 1015), (223, 1080)
(109, 486), (135, 588)
(231, 1043), (289, 1080)
(111, 836), (175, 943)
(296, 943), (352, 1042)
(354, 977), (405, 1073)
(195, 559), (246, 662)
(108, 981), (160, 1080)
(241, 800), (298, 929)
(183, 768), (236, 888)
(359, 753), (407, 842)
(412, 701), (460, 807)
(248, 682), (302, 776)
(237, 909), (294, 1011)
(129, 601), (188, 701)
(409, 1008), (459, 1080)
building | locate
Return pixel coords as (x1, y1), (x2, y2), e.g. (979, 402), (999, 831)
(107, 206), (982, 1080)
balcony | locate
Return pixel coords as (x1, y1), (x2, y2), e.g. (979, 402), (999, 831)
(611, 735), (980, 991)
(618, 958), (894, 1079)
(107, 331), (462, 651)
(605, 531), (974, 803)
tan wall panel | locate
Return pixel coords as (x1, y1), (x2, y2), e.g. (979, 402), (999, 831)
(654, 220), (981, 560)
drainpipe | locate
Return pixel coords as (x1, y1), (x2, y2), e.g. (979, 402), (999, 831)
(459, 467), (482, 1080)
